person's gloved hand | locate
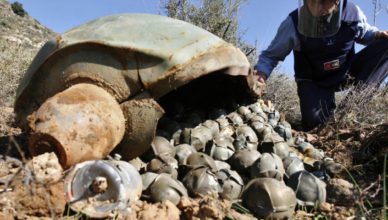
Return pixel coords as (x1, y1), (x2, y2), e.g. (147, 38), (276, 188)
(247, 69), (267, 98)
(376, 30), (388, 39)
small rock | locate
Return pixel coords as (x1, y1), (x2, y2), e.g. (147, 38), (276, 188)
(178, 196), (200, 219)
(306, 133), (318, 143)
(134, 200), (180, 220)
(0, 210), (13, 220)
(226, 210), (257, 220)
(179, 196), (197, 208)
(91, 176), (108, 193)
(319, 202), (333, 212)
(128, 157), (147, 172)
(29, 152), (63, 183)
(323, 158), (343, 176)
(326, 178), (357, 206)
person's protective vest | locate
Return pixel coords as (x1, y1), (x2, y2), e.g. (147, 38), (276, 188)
(290, 1), (359, 87)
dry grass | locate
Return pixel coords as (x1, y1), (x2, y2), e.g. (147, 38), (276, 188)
(263, 73), (301, 126)
(331, 83), (388, 130)
(317, 84), (388, 219)
(0, 41), (36, 107)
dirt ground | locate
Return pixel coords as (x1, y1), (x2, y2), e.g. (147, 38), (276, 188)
(0, 106), (386, 219)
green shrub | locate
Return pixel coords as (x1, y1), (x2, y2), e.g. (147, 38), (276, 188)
(11, 1), (27, 17)
(162, 0), (256, 64)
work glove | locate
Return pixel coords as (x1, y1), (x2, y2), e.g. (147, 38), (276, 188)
(247, 69), (267, 98)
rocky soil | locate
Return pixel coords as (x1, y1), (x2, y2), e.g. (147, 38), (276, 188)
(0, 0), (55, 109)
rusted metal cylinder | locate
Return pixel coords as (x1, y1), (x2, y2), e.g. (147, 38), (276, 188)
(28, 83), (125, 168)
(112, 96), (164, 161)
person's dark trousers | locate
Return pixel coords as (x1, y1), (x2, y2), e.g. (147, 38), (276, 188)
(297, 80), (336, 131)
(297, 39), (388, 131)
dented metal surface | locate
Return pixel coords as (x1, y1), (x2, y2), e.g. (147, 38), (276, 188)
(113, 97), (165, 161)
(242, 178), (296, 219)
(216, 169), (244, 200)
(147, 173), (188, 205)
(64, 159), (142, 218)
(15, 13), (250, 128)
(14, 13), (250, 165)
(28, 84), (125, 168)
(54, 96), (339, 218)
(183, 166), (221, 196)
(287, 171), (327, 206)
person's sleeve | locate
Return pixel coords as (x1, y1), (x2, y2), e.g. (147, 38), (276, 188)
(254, 16), (298, 77)
(355, 5), (379, 45)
